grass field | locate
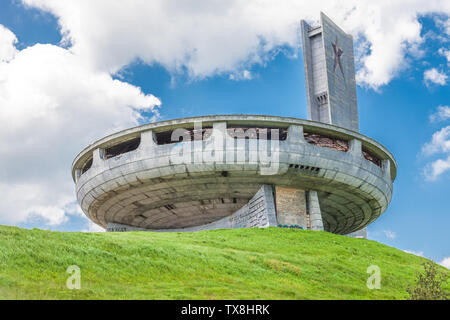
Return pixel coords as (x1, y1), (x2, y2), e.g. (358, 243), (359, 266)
(0, 225), (448, 299)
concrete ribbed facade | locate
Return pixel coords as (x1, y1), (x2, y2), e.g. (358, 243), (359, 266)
(72, 115), (396, 235)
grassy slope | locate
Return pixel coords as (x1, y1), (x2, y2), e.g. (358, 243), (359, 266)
(0, 225), (448, 300)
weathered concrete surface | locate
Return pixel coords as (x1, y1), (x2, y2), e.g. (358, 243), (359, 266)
(72, 115), (396, 235)
(275, 186), (307, 228)
(301, 12), (359, 131)
(106, 184), (278, 232)
(308, 191), (324, 231)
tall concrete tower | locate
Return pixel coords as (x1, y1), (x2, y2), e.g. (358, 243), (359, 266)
(301, 12), (359, 132)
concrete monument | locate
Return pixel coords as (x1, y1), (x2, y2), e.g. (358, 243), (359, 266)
(71, 13), (396, 238)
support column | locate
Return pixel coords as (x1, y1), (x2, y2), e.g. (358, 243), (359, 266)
(349, 139), (362, 157)
(262, 185), (278, 227)
(287, 125), (306, 144)
(92, 148), (104, 167)
(308, 190), (324, 231)
(204, 122), (226, 164)
(139, 130), (157, 151)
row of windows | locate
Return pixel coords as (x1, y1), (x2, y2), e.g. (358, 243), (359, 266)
(156, 126), (289, 144)
(79, 126), (382, 175)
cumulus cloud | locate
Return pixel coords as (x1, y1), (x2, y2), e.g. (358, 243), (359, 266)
(440, 257), (450, 269)
(423, 105), (450, 180)
(422, 126), (450, 156)
(422, 124), (450, 180)
(0, 24), (18, 62)
(434, 15), (450, 36)
(438, 48), (450, 65)
(424, 155), (450, 180)
(229, 70), (253, 81)
(22, 0), (450, 89)
(430, 105), (450, 122)
(424, 68), (448, 86)
(0, 27), (160, 226)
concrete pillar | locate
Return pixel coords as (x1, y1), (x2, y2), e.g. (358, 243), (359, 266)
(139, 130), (157, 151)
(215, 121), (235, 165)
(262, 185), (278, 226)
(287, 125), (306, 144)
(213, 121), (227, 132)
(382, 159), (391, 181)
(92, 148), (104, 167)
(210, 122), (226, 164)
(349, 139), (362, 157)
(308, 190), (324, 231)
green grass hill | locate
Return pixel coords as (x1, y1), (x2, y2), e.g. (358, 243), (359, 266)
(0, 225), (448, 299)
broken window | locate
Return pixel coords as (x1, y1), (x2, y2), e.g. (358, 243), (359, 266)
(303, 132), (349, 152)
(362, 148), (382, 167)
(155, 127), (213, 145)
(81, 158), (93, 174)
(104, 137), (141, 159)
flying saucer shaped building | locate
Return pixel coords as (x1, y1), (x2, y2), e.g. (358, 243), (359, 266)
(72, 13), (396, 237)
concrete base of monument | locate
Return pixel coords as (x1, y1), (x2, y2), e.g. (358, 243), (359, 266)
(106, 185), (277, 232)
(105, 184), (367, 238)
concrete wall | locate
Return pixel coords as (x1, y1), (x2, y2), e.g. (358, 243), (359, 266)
(275, 186), (308, 228)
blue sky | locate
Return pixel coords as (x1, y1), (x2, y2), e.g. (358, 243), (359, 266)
(0, 1), (449, 266)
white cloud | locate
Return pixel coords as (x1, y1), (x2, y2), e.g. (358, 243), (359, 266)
(403, 249), (424, 257)
(430, 105), (450, 122)
(423, 107), (450, 180)
(424, 68), (448, 86)
(434, 15), (450, 36)
(22, 0), (450, 89)
(0, 24), (18, 62)
(439, 256), (450, 269)
(384, 230), (396, 240)
(424, 155), (450, 180)
(0, 26), (160, 226)
(229, 70), (253, 81)
(422, 126), (450, 156)
(422, 125), (450, 180)
(438, 48), (450, 65)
